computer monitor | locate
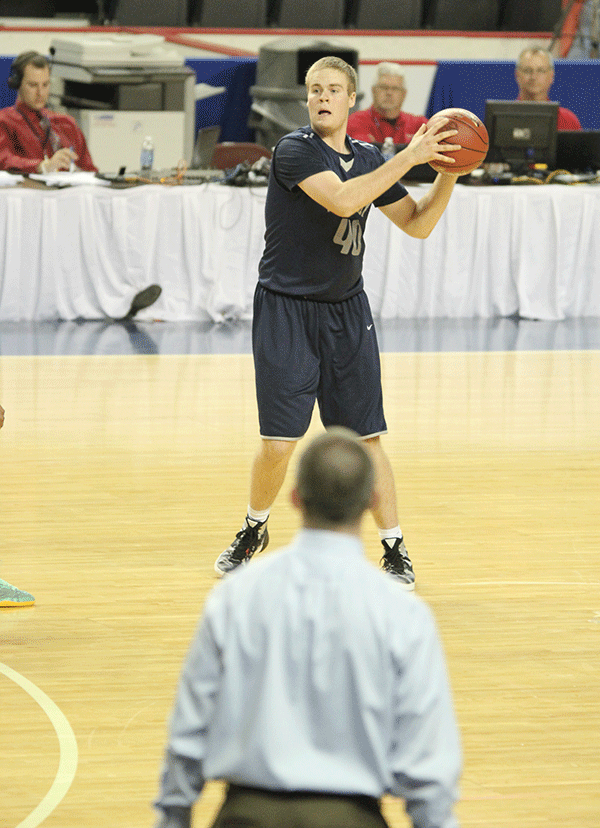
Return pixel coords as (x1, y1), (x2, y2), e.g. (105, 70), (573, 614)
(484, 100), (559, 171)
(555, 130), (600, 172)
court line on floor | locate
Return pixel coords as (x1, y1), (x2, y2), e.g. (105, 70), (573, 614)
(453, 580), (600, 586)
(0, 662), (78, 828)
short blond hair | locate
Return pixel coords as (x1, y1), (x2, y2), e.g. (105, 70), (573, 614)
(305, 56), (357, 95)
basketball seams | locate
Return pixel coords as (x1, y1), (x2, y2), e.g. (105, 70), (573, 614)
(446, 121), (489, 152)
(428, 107), (489, 175)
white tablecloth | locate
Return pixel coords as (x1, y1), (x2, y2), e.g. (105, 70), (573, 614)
(1, 182), (599, 322)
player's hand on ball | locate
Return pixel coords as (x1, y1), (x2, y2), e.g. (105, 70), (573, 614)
(405, 119), (461, 171)
(427, 108), (489, 175)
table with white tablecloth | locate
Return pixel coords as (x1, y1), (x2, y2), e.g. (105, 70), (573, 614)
(1, 182), (599, 323)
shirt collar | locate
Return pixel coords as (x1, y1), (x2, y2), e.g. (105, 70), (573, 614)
(371, 105), (402, 126)
(293, 527), (364, 558)
(16, 100), (49, 120)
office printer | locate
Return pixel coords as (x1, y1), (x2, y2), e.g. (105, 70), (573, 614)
(50, 34), (195, 172)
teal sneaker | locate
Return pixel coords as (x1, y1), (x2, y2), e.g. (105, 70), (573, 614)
(0, 578), (35, 607)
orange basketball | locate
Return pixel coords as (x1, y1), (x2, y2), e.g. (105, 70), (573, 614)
(427, 108), (489, 175)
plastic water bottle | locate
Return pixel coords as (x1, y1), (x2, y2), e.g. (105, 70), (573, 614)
(140, 136), (154, 173)
(381, 137), (395, 161)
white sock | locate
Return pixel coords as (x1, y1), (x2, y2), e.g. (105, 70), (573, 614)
(246, 506), (270, 526)
(379, 526), (403, 547)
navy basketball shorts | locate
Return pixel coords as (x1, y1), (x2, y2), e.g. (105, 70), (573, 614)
(253, 285), (387, 440)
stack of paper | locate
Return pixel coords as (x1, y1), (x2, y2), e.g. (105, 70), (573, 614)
(28, 171), (111, 187)
(0, 171), (23, 187)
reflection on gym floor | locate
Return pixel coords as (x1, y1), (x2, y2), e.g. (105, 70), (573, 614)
(1, 316), (599, 357)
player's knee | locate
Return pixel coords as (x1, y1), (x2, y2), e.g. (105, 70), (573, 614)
(260, 438), (297, 465)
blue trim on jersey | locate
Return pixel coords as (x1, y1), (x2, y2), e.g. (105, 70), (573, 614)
(258, 126), (408, 303)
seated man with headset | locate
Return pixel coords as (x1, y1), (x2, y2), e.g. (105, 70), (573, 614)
(0, 50), (97, 174)
(0, 51), (163, 319)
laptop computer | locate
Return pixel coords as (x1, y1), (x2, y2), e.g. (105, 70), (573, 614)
(555, 130), (600, 173)
(190, 125), (222, 170)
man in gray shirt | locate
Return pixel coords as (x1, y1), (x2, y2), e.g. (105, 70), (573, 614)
(153, 428), (462, 828)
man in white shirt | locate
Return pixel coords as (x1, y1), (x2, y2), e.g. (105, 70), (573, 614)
(153, 427), (462, 828)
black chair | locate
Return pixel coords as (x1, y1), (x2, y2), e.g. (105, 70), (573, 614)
(55, 0), (96, 17)
(274, 0), (344, 28)
(353, 0), (424, 29)
(211, 142), (272, 170)
(112, 0), (188, 24)
(189, 0), (268, 26)
(0, 0), (55, 14)
(424, 0), (500, 30)
(500, 0), (562, 32)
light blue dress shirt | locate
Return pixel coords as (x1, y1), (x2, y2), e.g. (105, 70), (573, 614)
(155, 529), (461, 828)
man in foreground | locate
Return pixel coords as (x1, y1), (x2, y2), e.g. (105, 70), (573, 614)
(154, 428), (462, 828)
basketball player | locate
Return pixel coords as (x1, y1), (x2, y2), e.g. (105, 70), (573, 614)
(215, 56), (461, 589)
(0, 403), (35, 607)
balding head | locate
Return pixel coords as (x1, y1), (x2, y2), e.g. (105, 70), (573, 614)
(294, 428), (374, 530)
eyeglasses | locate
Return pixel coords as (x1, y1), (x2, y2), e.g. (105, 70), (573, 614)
(374, 85), (405, 93)
(517, 66), (551, 76)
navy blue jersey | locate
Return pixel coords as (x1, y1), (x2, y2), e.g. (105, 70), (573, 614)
(258, 126), (408, 302)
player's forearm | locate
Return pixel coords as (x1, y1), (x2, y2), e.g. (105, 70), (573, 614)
(328, 148), (424, 216)
(402, 172), (459, 238)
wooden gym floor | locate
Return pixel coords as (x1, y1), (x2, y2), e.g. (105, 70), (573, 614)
(0, 319), (599, 828)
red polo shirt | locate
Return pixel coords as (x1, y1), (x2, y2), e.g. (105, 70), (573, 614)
(0, 100), (97, 173)
(517, 96), (582, 131)
(347, 105), (428, 144)
(556, 107), (581, 130)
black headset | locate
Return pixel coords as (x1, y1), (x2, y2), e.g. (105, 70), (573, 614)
(7, 51), (47, 90)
